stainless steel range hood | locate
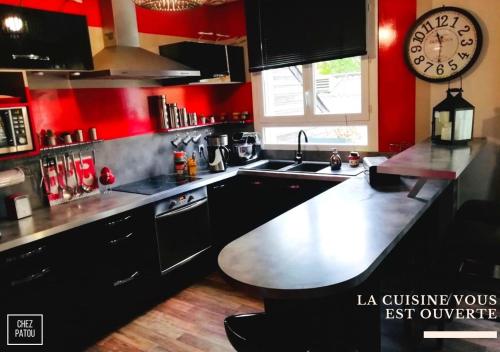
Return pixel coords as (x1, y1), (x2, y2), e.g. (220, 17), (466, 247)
(76, 0), (200, 80)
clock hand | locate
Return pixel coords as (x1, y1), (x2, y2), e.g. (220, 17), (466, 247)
(436, 32), (443, 63)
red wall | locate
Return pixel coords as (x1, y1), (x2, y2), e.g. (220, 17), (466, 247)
(0, 0), (418, 152)
(378, 0), (416, 152)
(0, 0), (251, 147)
(31, 83), (253, 140)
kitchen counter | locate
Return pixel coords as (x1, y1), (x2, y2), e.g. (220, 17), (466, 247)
(0, 166), (242, 253)
(219, 176), (449, 299)
(0, 161), (351, 253)
(218, 139), (487, 299)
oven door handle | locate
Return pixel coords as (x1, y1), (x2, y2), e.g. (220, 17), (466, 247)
(156, 198), (208, 219)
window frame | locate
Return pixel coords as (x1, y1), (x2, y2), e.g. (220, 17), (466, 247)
(251, 0), (378, 152)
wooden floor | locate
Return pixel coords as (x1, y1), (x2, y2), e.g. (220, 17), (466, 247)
(87, 273), (262, 352)
(87, 272), (500, 352)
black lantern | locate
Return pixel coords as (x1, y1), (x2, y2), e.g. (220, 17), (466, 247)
(432, 86), (475, 145)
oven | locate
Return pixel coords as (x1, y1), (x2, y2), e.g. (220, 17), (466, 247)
(0, 107), (33, 155)
(154, 187), (212, 274)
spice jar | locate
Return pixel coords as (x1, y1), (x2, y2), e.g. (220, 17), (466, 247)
(348, 151), (360, 167)
(329, 148), (342, 171)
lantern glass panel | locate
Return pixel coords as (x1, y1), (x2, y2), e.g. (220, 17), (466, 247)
(454, 109), (474, 141)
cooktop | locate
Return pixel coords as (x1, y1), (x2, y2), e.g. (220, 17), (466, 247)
(113, 175), (201, 195)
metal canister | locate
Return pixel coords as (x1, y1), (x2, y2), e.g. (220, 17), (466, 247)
(168, 103), (179, 129)
(179, 107), (188, 127)
(159, 95), (169, 129)
(189, 112), (198, 126)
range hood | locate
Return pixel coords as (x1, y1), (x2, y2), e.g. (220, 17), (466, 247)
(77, 0), (200, 80)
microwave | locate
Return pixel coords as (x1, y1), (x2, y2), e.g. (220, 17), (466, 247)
(0, 107), (33, 155)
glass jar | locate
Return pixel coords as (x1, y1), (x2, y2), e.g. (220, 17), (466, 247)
(348, 151), (360, 167)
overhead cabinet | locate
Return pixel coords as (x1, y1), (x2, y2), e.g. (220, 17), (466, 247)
(159, 42), (246, 83)
(0, 5), (93, 71)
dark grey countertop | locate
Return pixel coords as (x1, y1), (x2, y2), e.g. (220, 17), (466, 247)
(0, 166), (241, 253)
(218, 140), (488, 299)
(218, 176), (450, 299)
(0, 161), (352, 253)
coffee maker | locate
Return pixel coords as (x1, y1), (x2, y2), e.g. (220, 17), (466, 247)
(229, 132), (261, 165)
(204, 134), (230, 172)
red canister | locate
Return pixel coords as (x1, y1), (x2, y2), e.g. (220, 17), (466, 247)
(174, 151), (187, 175)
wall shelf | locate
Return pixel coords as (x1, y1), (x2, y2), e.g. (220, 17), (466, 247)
(40, 139), (103, 153)
(157, 120), (253, 134)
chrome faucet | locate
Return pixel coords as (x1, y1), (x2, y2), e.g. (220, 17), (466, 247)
(295, 130), (308, 164)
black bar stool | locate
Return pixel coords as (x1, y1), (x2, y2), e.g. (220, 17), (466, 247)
(224, 313), (268, 352)
(224, 312), (316, 351)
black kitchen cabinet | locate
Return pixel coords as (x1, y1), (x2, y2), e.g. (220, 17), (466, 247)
(0, 205), (159, 351)
(209, 176), (336, 249)
(0, 231), (83, 350)
(208, 177), (246, 248)
(68, 206), (160, 339)
(275, 178), (337, 212)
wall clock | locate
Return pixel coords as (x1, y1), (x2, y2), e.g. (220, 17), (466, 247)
(405, 6), (483, 82)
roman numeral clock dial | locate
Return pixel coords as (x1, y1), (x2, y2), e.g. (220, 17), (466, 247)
(405, 6), (483, 82)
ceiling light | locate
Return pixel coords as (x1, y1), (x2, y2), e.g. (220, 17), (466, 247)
(133, 0), (205, 11)
(3, 15), (24, 33)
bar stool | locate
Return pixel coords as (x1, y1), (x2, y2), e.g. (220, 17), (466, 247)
(224, 312), (314, 351)
(224, 313), (268, 352)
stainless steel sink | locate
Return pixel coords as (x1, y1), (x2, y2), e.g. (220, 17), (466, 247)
(246, 160), (330, 173)
(246, 160), (295, 171)
(285, 162), (330, 173)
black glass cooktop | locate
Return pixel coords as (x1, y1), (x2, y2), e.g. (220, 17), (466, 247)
(114, 175), (200, 195)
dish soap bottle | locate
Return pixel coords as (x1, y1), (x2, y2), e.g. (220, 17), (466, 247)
(330, 148), (342, 171)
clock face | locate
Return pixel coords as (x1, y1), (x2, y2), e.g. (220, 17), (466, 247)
(405, 7), (483, 82)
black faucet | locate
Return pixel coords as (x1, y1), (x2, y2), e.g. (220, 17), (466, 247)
(295, 130), (308, 164)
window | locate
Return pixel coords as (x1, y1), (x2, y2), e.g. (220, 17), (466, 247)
(253, 56), (378, 151)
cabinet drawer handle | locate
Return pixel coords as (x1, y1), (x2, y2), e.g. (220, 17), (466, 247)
(288, 184), (301, 190)
(106, 215), (132, 227)
(113, 271), (140, 287)
(251, 181), (263, 186)
(5, 246), (46, 263)
(109, 232), (134, 245)
(212, 184), (226, 190)
(10, 268), (51, 287)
